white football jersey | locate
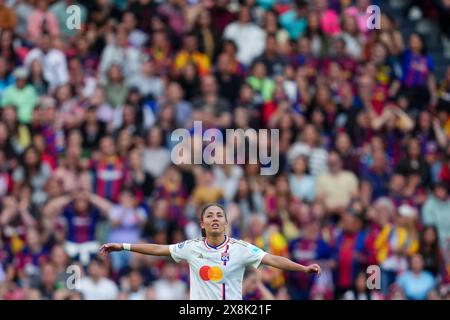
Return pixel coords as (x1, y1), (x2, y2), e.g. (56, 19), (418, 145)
(169, 235), (267, 300)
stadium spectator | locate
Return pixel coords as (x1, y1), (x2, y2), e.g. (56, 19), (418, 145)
(316, 151), (359, 213)
(223, 5), (266, 66)
(422, 182), (450, 251)
(151, 262), (187, 300)
(375, 204), (420, 295)
(79, 257), (119, 300)
(24, 33), (69, 91)
(243, 268), (275, 300)
(397, 253), (436, 300)
(1, 67), (37, 124)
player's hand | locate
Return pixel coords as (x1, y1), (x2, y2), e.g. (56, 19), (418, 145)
(99, 243), (123, 256)
(306, 264), (321, 276)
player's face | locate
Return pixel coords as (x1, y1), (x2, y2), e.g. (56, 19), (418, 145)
(201, 206), (228, 237)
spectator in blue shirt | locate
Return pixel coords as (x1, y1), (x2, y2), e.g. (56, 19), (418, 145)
(397, 253), (436, 300)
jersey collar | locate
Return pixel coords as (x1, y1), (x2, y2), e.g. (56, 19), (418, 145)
(204, 235), (229, 250)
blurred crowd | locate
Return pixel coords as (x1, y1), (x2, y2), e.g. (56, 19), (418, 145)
(0, 0), (450, 300)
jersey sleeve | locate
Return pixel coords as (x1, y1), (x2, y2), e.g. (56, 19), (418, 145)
(169, 241), (191, 263)
(243, 242), (268, 269)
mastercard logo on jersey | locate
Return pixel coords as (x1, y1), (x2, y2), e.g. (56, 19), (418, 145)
(199, 265), (223, 282)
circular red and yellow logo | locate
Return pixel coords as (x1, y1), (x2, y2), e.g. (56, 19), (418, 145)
(199, 266), (223, 282)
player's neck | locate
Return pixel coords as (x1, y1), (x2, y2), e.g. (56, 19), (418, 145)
(205, 234), (227, 248)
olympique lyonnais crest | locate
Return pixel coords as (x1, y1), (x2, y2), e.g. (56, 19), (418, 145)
(221, 252), (230, 262)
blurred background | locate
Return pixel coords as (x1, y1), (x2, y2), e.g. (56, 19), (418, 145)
(0, 0), (449, 300)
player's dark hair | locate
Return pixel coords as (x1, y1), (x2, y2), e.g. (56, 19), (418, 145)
(199, 203), (227, 237)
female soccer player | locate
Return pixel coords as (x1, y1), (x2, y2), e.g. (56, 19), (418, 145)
(99, 203), (321, 300)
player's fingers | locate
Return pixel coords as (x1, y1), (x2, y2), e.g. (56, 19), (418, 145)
(316, 265), (321, 276)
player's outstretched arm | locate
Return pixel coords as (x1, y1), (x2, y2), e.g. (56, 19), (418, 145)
(99, 243), (171, 257)
(261, 254), (321, 276)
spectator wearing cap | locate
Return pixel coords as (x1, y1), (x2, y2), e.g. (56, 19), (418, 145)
(223, 5), (266, 66)
(1, 67), (37, 124)
(397, 253), (436, 300)
(0, 0), (16, 30)
(422, 182), (450, 252)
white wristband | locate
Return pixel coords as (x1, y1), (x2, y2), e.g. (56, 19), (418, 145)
(122, 243), (131, 251)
